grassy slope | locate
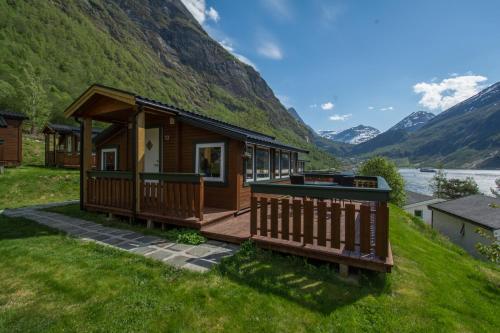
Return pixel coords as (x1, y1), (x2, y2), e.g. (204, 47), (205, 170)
(0, 207), (498, 332)
(0, 0), (337, 170)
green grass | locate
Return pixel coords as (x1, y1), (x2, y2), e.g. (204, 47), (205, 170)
(0, 206), (498, 332)
(0, 166), (79, 209)
(22, 135), (45, 166)
(44, 204), (206, 245)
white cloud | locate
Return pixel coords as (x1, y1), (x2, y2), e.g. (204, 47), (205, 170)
(329, 114), (352, 121)
(262, 0), (292, 19)
(219, 39), (257, 70)
(413, 75), (488, 111)
(380, 106), (394, 111)
(257, 41), (283, 60)
(181, 0), (219, 24)
(321, 102), (334, 110)
(368, 106), (374, 110)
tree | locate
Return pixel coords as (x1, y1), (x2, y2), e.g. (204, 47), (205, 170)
(430, 170), (480, 199)
(358, 156), (406, 206)
(491, 178), (500, 198)
(11, 63), (51, 134)
(475, 228), (500, 264)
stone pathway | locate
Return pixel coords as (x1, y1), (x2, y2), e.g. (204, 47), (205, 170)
(1, 203), (239, 272)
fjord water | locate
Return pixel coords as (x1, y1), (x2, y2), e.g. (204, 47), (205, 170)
(399, 168), (500, 196)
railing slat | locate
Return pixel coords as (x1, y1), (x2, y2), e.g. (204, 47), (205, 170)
(260, 197), (268, 236)
(303, 200), (314, 244)
(292, 199), (301, 242)
(250, 196), (258, 236)
(281, 199), (289, 240)
(317, 201), (327, 246)
(331, 202), (341, 249)
(360, 204), (371, 254)
(270, 198), (279, 238)
(345, 204), (356, 251)
(375, 202), (389, 258)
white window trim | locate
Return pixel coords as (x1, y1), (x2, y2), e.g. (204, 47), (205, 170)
(245, 145), (255, 182)
(280, 150), (290, 178)
(195, 142), (225, 182)
(255, 146), (271, 181)
(101, 148), (118, 171)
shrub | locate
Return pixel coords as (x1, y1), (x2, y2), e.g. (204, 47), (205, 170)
(358, 156), (406, 206)
(431, 169), (480, 199)
(165, 228), (206, 245)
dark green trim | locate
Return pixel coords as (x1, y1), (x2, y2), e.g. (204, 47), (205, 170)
(140, 172), (201, 183)
(192, 140), (228, 186)
(88, 171), (133, 179)
(250, 182), (391, 202)
(243, 176), (290, 188)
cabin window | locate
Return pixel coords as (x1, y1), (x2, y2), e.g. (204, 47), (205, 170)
(290, 153), (296, 174)
(255, 147), (270, 180)
(280, 151), (290, 177)
(274, 150), (280, 178)
(414, 210), (423, 218)
(67, 136), (72, 154)
(101, 148), (118, 171)
(195, 142), (225, 182)
(297, 160), (304, 173)
(245, 145), (254, 182)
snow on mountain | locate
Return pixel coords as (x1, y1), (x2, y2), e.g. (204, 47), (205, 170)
(389, 111), (435, 132)
(319, 125), (380, 144)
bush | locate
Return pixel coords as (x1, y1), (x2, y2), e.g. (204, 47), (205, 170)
(358, 156), (406, 206)
(164, 228), (206, 245)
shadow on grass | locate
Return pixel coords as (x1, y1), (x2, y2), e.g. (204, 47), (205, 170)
(217, 241), (389, 315)
(0, 215), (60, 240)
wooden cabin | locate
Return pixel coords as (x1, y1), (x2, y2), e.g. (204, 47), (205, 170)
(43, 123), (101, 168)
(0, 110), (27, 167)
(65, 84), (393, 273)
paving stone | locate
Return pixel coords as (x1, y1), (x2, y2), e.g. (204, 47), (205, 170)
(184, 259), (216, 272)
(115, 241), (139, 250)
(146, 250), (174, 261)
(135, 236), (163, 245)
(202, 251), (234, 262)
(186, 246), (214, 257)
(101, 238), (125, 246)
(90, 234), (111, 241)
(165, 255), (191, 268)
(80, 232), (102, 239)
(167, 243), (194, 252)
(121, 232), (143, 240)
(156, 241), (176, 248)
(131, 246), (156, 255)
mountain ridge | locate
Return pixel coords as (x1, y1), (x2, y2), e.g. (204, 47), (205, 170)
(319, 125), (380, 144)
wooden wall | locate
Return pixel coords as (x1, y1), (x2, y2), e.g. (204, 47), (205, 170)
(95, 126), (131, 171)
(0, 118), (22, 166)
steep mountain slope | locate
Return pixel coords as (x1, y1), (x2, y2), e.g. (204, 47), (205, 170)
(390, 111), (434, 132)
(0, 0), (338, 169)
(352, 82), (500, 168)
(320, 125), (380, 144)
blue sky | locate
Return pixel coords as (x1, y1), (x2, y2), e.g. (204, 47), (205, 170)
(181, 0), (500, 132)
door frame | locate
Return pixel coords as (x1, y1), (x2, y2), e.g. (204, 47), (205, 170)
(144, 125), (162, 173)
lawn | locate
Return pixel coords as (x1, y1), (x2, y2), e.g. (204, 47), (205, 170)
(0, 166), (79, 209)
(0, 206), (498, 332)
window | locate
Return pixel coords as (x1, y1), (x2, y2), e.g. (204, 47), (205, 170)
(280, 151), (290, 177)
(67, 136), (72, 154)
(195, 142), (225, 182)
(255, 147), (270, 180)
(297, 160), (304, 173)
(245, 145), (254, 182)
(290, 153), (296, 174)
(274, 150), (280, 178)
(101, 148), (117, 171)
(76, 138), (80, 153)
(414, 210), (423, 218)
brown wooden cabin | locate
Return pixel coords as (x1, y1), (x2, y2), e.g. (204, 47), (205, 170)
(0, 110), (27, 167)
(65, 84), (393, 273)
(43, 123), (101, 168)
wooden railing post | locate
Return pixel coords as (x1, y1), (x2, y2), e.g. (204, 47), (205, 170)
(198, 178), (204, 221)
(82, 118), (92, 206)
(375, 201), (389, 258)
(135, 111), (145, 213)
(250, 195), (258, 236)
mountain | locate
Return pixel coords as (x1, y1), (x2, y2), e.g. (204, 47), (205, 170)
(319, 125), (380, 144)
(287, 107), (304, 123)
(389, 111), (435, 132)
(0, 0), (338, 169)
(351, 82), (500, 168)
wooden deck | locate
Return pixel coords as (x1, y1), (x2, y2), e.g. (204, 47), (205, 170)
(201, 212), (251, 243)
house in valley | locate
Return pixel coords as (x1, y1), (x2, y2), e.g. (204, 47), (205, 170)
(64, 84), (394, 273)
(43, 123), (101, 168)
(429, 195), (500, 259)
(0, 110), (27, 167)
(404, 190), (446, 225)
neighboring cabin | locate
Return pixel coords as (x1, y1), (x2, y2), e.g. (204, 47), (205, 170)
(429, 195), (500, 259)
(43, 123), (101, 168)
(403, 190), (446, 225)
(0, 110), (28, 167)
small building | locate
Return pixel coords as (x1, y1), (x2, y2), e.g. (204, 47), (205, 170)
(43, 123), (101, 168)
(404, 190), (446, 225)
(429, 195), (500, 259)
(0, 110), (28, 167)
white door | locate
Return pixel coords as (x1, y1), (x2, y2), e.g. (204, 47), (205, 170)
(144, 127), (160, 173)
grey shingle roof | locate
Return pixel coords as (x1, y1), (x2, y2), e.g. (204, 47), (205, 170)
(45, 123), (102, 137)
(0, 110), (28, 120)
(405, 190), (434, 205)
(429, 195), (500, 230)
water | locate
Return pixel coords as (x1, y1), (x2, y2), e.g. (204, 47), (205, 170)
(399, 168), (500, 196)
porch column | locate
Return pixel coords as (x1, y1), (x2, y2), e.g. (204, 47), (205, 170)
(135, 110), (145, 213)
(82, 118), (93, 206)
(52, 133), (56, 165)
(44, 133), (49, 166)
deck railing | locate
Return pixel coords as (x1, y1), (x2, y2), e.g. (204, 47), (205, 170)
(139, 173), (204, 220)
(250, 180), (392, 271)
(87, 171), (134, 213)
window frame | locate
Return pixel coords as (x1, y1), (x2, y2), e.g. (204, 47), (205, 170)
(414, 210), (423, 218)
(245, 145), (255, 182)
(280, 150), (290, 178)
(255, 146), (271, 181)
(195, 142), (225, 183)
(67, 136), (73, 154)
(101, 147), (118, 171)
(274, 149), (280, 179)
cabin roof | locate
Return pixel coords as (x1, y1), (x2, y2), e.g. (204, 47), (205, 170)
(43, 123), (102, 137)
(405, 190), (434, 205)
(429, 194), (500, 230)
(65, 84), (309, 153)
(0, 110), (28, 127)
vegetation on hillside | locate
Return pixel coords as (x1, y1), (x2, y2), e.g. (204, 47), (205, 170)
(358, 156), (406, 206)
(0, 206), (498, 332)
(0, 0), (338, 169)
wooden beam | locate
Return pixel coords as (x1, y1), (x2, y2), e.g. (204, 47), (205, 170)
(135, 111), (145, 212)
(82, 118), (93, 206)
